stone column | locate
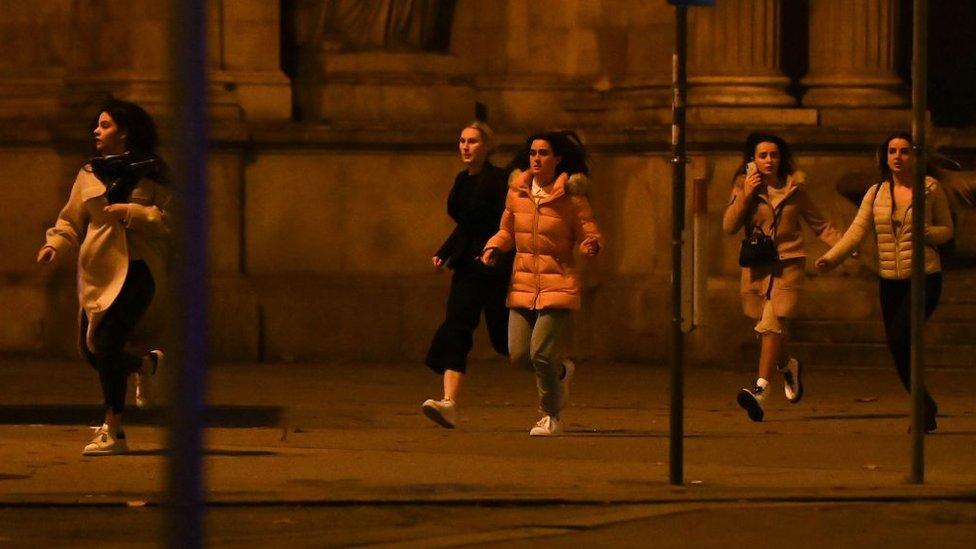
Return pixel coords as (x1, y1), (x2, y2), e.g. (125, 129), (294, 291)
(802, 0), (906, 107)
(213, 0), (291, 120)
(688, 0), (794, 106)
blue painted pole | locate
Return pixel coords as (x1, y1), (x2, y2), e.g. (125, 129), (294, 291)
(166, 0), (208, 545)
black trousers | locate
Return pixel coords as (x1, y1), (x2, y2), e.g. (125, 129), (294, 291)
(79, 260), (155, 414)
(426, 270), (509, 375)
(878, 273), (942, 417)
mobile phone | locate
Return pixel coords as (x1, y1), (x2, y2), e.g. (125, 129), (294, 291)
(745, 161), (757, 177)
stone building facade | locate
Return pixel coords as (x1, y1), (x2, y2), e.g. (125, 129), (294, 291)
(2, 0), (974, 366)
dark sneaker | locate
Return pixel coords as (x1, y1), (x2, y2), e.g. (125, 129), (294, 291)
(779, 357), (803, 404)
(736, 385), (765, 422)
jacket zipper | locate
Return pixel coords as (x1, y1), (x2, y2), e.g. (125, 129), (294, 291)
(531, 199), (541, 308)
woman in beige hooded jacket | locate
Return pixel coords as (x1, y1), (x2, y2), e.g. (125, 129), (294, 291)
(724, 133), (841, 423)
(817, 132), (953, 432)
(37, 100), (170, 455)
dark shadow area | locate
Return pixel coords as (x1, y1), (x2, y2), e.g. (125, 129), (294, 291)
(0, 405), (283, 428)
(899, 0), (976, 128)
(780, 0), (809, 102)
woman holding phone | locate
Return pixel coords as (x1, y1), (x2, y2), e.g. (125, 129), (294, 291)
(723, 132), (841, 422)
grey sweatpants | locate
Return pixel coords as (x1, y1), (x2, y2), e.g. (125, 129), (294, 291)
(509, 307), (572, 416)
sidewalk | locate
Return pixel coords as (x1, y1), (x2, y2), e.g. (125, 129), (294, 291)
(1, 360), (974, 506)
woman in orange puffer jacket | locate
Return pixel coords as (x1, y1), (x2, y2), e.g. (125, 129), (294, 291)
(482, 131), (602, 437)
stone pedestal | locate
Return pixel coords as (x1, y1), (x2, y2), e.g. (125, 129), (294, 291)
(802, 0), (907, 108)
(688, 0), (794, 107)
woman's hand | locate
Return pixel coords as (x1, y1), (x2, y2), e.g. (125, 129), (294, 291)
(581, 236), (601, 256)
(743, 170), (763, 198)
(36, 245), (56, 264)
(103, 204), (129, 224)
(814, 256), (834, 273)
(481, 247), (498, 266)
(432, 256), (445, 271)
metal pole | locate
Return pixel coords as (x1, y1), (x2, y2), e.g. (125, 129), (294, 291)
(909, 0), (928, 484)
(669, 4), (688, 486)
(166, 0), (209, 545)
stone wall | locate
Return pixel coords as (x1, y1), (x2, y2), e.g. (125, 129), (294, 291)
(1, 0), (974, 365)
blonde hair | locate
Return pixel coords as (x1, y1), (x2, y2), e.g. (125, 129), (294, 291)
(464, 120), (496, 153)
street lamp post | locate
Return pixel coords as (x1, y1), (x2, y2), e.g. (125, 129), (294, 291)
(909, 0), (928, 485)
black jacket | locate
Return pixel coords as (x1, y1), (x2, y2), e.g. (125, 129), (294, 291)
(435, 162), (513, 276)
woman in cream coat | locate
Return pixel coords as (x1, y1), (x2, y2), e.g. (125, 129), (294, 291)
(37, 99), (170, 455)
(817, 132), (953, 432)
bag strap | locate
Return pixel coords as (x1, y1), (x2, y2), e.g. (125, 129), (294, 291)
(746, 191), (786, 237)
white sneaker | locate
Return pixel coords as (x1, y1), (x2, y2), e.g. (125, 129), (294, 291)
(135, 350), (163, 410)
(421, 398), (456, 429)
(83, 428), (129, 456)
(529, 415), (563, 436)
(778, 356), (803, 404)
(736, 385), (766, 422)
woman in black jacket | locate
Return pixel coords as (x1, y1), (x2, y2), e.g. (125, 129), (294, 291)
(422, 121), (513, 428)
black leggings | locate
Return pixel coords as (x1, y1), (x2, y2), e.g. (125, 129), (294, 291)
(80, 260), (155, 414)
(878, 273), (942, 416)
(426, 271), (509, 375)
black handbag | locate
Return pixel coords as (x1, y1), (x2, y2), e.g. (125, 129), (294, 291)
(738, 228), (778, 267)
(738, 201), (783, 268)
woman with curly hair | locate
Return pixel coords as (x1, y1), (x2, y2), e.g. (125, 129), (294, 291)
(723, 132), (841, 422)
(482, 130), (602, 436)
(37, 99), (170, 455)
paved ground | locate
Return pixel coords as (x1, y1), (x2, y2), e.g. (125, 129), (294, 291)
(0, 359), (974, 546)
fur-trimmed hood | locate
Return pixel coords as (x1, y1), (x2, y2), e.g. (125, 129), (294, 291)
(508, 169), (590, 196)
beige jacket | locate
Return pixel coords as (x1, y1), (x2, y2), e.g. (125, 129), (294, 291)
(723, 171), (841, 259)
(821, 177), (953, 279)
(45, 166), (171, 350)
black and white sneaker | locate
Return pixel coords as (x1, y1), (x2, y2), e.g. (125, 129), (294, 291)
(736, 385), (766, 422)
(779, 357), (803, 404)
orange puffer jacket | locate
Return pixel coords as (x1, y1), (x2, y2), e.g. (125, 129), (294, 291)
(485, 170), (602, 310)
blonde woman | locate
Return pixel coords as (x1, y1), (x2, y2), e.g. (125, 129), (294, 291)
(422, 122), (512, 428)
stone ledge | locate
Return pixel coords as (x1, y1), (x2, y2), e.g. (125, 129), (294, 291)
(687, 107), (819, 127)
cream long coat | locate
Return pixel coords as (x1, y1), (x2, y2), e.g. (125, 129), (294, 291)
(820, 177), (953, 279)
(45, 166), (171, 352)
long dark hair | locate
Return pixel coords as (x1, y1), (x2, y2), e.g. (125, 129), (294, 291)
(876, 131), (914, 183)
(91, 99), (168, 185)
(96, 99), (159, 157)
(507, 130), (589, 176)
(735, 132), (795, 182)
